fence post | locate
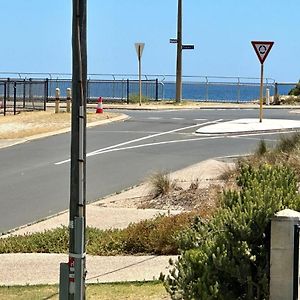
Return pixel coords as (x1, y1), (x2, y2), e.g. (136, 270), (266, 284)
(23, 79), (26, 108)
(7, 78), (10, 103)
(29, 78), (32, 103)
(3, 81), (7, 116)
(44, 78), (49, 111)
(237, 77), (240, 103)
(13, 81), (17, 115)
(55, 88), (60, 113)
(155, 78), (158, 101)
(270, 209), (300, 299)
(205, 76), (209, 102)
(87, 78), (90, 103)
(127, 79), (130, 104)
(274, 82), (279, 105)
(66, 88), (72, 113)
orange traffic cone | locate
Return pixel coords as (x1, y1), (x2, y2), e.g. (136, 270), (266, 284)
(96, 97), (103, 113)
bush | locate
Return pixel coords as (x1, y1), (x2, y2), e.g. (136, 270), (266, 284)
(128, 94), (151, 104)
(163, 164), (300, 299)
(149, 171), (177, 198)
(288, 80), (300, 96)
(275, 132), (300, 153)
(0, 213), (198, 256)
(255, 139), (268, 156)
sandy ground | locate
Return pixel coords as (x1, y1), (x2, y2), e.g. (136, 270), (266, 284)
(0, 109), (119, 139)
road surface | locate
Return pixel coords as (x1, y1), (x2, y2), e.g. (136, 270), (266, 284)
(0, 108), (298, 233)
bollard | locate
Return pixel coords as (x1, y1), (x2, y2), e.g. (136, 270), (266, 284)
(66, 88), (72, 113)
(266, 88), (270, 105)
(55, 88), (60, 113)
(270, 209), (300, 299)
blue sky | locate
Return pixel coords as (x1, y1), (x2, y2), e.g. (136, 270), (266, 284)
(0, 0), (299, 82)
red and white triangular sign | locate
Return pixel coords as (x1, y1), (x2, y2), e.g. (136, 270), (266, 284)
(251, 41), (274, 64)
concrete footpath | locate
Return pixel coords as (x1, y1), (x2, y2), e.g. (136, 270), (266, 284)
(1, 110), (300, 286)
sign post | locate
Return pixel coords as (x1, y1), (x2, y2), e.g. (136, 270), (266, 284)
(171, 0), (194, 103)
(251, 41), (274, 122)
(134, 43), (145, 106)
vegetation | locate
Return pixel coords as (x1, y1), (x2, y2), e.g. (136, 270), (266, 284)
(288, 80), (300, 96)
(255, 139), (267, 156)
(0, 282), (170, 300)
(149, 171), (177, 198)
(3, 133), (300, 299)
(163, 163), (300, 299)
(128, 93), (151, 104)
(0, 213), (197, 256)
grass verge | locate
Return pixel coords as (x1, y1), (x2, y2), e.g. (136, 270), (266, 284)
(0, 282), (170, 300)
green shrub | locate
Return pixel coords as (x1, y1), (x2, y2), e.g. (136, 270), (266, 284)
(163, 164), (300, 300)
(288, 80), (300, 96)
(255, 139), (268, 156)
(0, 226), (69, 254)
(0, 213), (197, 255)
(128, 94), (151, 104)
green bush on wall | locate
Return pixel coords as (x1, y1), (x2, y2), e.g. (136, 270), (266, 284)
(163, 164), (300, 300)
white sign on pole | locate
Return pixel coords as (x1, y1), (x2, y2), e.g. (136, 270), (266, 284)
(251, 41), (274, 64)
(135, 43), (145, 60)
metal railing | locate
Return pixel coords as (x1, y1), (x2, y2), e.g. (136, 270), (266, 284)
(0, 72), (277, 104)
(0, 78), (47, 115)
(273, 82), (299, 104)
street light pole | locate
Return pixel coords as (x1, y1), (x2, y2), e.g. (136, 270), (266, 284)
(69, 0), (87, 298)
(175, 0), (182, 103)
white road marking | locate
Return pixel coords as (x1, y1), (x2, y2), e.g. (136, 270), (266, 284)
(194, 118), (208, 121)
(230, 129), (299, 138)
(55, 119), (223, 165)
(171, 117), (184, 120)
(83, 136), (224, 156)
(147, 117), (162, 120)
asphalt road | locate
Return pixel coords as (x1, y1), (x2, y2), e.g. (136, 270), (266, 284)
(0, 108), (299, 233)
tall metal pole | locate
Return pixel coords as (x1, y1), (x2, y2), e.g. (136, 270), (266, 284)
(69, 0), (87, 298)
(175, 0), (182, 103)
(138, 45), (142, 106)
(259, 63), (264, 123)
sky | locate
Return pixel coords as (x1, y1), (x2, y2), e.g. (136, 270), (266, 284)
(0, 0), (299, 82)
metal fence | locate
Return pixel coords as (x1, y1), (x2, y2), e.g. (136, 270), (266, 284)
(46, 78), (163, 102)
(0, 79), (47, 115)
(0, 73), (279, 107)
(274, 82), (299, 104)
(161, 75), (275, 102)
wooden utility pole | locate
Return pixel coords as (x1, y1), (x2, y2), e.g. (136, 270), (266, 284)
(69, 0), (87, 298)
(175, 0), (182, 103)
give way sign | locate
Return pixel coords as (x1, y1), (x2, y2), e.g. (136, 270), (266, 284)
(251, 41), (274, 64)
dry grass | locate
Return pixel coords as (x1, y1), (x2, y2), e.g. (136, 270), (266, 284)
(149, 171), (178, 198)
(0, 110), (119, 139)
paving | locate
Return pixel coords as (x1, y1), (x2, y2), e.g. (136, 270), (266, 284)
(1, 104), (300, 286)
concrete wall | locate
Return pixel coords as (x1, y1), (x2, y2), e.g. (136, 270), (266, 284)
(270, 209), (300, 300)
